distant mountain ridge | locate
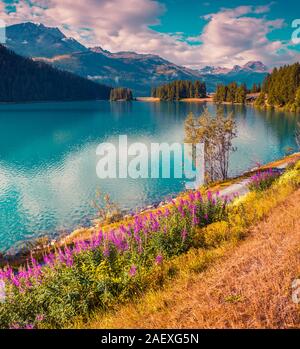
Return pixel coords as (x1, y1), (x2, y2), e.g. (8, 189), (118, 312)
(199, 61), (268, 75)
(4, 22), (268, 96)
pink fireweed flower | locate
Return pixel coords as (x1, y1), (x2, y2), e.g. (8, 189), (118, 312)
(11, 276), (21, 288)
(207, 191), (212, 201)
(155, 254), (163, 265)
(74, 241), (82, 254)
(58, 249), (66, 264)
(44, 252), (55, 266)
(164, 208), (170, 217)
(30, 255), (38, 266)
(133, 223), (140, 235)
(191, 205), (199, 225)
(178, 205), (185, 217)
(129, 265), (137, 277)
(195, 191), (203, 202)
(188, 192), (195, 202)
(134, 228), (142, 243)
(151, 219), (160, 232)
(43, 254), (51, 266)
(5, 266), (13, 280)
(120, 225), (127, 235)
(36, 314), (45, 322)
(25, 264), (32, 278)
(32, 263), (42, 278)
(65, 255), (74, 267)
(192, 215), (199, 226)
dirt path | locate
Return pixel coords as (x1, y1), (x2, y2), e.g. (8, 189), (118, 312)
(96, 189), (300, 329)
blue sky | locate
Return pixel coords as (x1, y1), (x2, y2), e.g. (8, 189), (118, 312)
(155, 0), (297, 38)
(0, 0), (299, 68)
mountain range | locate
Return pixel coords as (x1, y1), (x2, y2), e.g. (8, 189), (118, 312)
(5, 22), (269, 96)
(199, 61), (268, 75)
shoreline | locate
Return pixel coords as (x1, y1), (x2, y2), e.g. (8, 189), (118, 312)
(135, 97), (300, 112)
(2, 151), (300, 267)
(135, 96), (253, 106)
(136, 96), (214, 103)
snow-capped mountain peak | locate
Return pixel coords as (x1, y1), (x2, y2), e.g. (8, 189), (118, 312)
(199, 61), (268, 75)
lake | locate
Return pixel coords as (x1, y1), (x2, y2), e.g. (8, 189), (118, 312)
(0, 101), (299, 253)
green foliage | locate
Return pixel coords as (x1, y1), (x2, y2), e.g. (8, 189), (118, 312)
(250, 83), (261, 93)
(110, 88), (133, 101)
(213, 82), (247, 104)
(184, 108), (237, 182)
(254, 91), (266, 107)
(295, 87), (300, 107)
(259, 62), (300, 110)
(151, 80), (206, 100)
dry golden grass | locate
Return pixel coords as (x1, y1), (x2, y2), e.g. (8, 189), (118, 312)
(82, 188), (300, 329)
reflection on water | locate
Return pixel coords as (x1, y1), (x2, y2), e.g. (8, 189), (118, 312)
(0, 101), (299, 252)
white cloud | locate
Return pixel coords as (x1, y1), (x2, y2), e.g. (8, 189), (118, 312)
(197, 5), (290, 67)
(1, 1), (299, 68)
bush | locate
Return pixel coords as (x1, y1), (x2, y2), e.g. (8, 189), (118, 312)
(203, 221), (229, 248)
(248, 169), (280, 192)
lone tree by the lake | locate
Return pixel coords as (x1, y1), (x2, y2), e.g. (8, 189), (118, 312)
(185, 108), (237, 183)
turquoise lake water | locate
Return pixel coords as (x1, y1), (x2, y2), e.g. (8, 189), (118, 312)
(0, 101), (299, 253)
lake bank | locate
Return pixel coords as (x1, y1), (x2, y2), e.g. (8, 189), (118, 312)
(135, 96), (253, 106)
(136, 96), (213, 103)
(2, 152), (299, 268)
(2, 156), (300, 329)
(85, 186), (300, 329)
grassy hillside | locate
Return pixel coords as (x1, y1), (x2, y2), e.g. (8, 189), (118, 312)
(85, 187), (300, 329)
(0, 157), (299, 329)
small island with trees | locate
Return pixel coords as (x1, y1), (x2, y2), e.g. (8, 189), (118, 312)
(151, 80), (207, 101)
(110, 87), (133, 101)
